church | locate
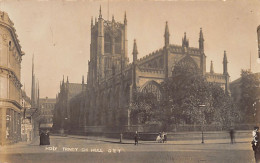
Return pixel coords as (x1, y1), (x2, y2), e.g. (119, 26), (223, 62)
(53, 7), (230, 134)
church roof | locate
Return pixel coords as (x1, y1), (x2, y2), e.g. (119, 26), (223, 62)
(136, 44), (202, 67)
(230, 78), (241, 86)
(69, 91), (85, 104)
(169, 44), (201, 55)
(66, 83), (86, 99)
(137, 48), (164, 65)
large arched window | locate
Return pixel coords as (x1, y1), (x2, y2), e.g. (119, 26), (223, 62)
(115, 30), (122, 54)
(172, 56), (199, 76)
(104, 33), (111, 53)
(140, 80), (162, 101)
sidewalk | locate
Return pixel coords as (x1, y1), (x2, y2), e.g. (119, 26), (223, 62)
(0, 134), (252, 150)
(0, 140), (32, 148)
(67, 134), (251, 145)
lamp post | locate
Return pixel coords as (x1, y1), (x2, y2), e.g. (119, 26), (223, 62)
(253, 99), (260, 123)
(257, 25), (260, 58)
(253, 102), (257, 122)
(199, 104), (206, 144)
(64, 117), (68, 134)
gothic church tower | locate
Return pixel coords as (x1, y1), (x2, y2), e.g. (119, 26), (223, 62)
(88, 6), (128, 87)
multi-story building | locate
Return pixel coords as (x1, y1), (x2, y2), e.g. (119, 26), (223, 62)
(53, 7), (230, 133)
(0, 11), (25, 145)
(38, 97), (56, 131)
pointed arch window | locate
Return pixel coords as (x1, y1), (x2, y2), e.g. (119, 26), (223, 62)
(140, 81), (162, 101)
(115, 31), (122, 54)
(172, 56), (199, 75)
(104, 33), (111, 53)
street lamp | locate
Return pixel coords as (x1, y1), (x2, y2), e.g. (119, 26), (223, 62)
(64, 117), (68, 134)
(257, 25), (260, 58)
(199, 104), (206, 144)
(253, 99), (260, 123)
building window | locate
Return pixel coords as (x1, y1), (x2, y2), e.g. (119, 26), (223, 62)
(105, 33), (111, 53)
(141, 81), (162, 101)
(115, 44), (121, 54)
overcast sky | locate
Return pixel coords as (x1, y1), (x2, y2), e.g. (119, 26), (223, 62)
(1, 0), (260, 98)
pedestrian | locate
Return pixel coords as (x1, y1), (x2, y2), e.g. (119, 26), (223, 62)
(156, 134), (161, 143)
(229, 128), (235, 144)
(253, 127), (259, 145)
(46, 130), (50, 145)
(43, 130), (47, 145)
(252, 126), (260, 163)
(39, 131), (44, 145)
(162, 132), (165, 143)
(164, 133), (167, 143)
(253, 127), (260, 161)
(134, 131), (139, 145)
(120, 132), (123, 143)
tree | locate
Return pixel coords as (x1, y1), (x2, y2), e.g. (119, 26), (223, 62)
(130, 92), (160, 125)
(210, 83), (238, 127)
(161, 69), (213, 125)
(160, 62), (235, 128)
(239, 70), (260, 123)
(130, 60), (236, 129)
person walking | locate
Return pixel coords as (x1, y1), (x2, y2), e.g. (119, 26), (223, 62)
(164, 133), (167, 143)
(120, 132), (123, 143)
(156, 134), (161, 143)
(39, 131), (44, 145)
(46, 130), (50, 145)
(162, 132), (165, 143)
(134, 131), (139, 145)
(252, 126), (260, 163)
(229, 128), (235, 144)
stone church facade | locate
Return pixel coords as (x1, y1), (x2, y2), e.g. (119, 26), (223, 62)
(52, 77), (86, 133)
(54, 8), (230, 133)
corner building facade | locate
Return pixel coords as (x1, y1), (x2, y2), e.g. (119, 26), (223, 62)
(0, 11), (24, 145)
(63, 8), (230, 132)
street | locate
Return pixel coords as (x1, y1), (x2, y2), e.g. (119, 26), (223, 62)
(0, 135), (256, 163)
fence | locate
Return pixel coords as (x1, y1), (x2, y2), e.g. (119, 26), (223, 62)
(68, 123), (257, 135)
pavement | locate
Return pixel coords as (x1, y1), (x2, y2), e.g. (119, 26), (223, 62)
(0, 135), (256, 163)
(66, 134), (252, 145)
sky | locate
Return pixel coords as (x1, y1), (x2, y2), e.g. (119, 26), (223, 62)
(1, 0), (260, 98)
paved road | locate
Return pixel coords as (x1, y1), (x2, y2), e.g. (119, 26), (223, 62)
(0, 135), (256, 163)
